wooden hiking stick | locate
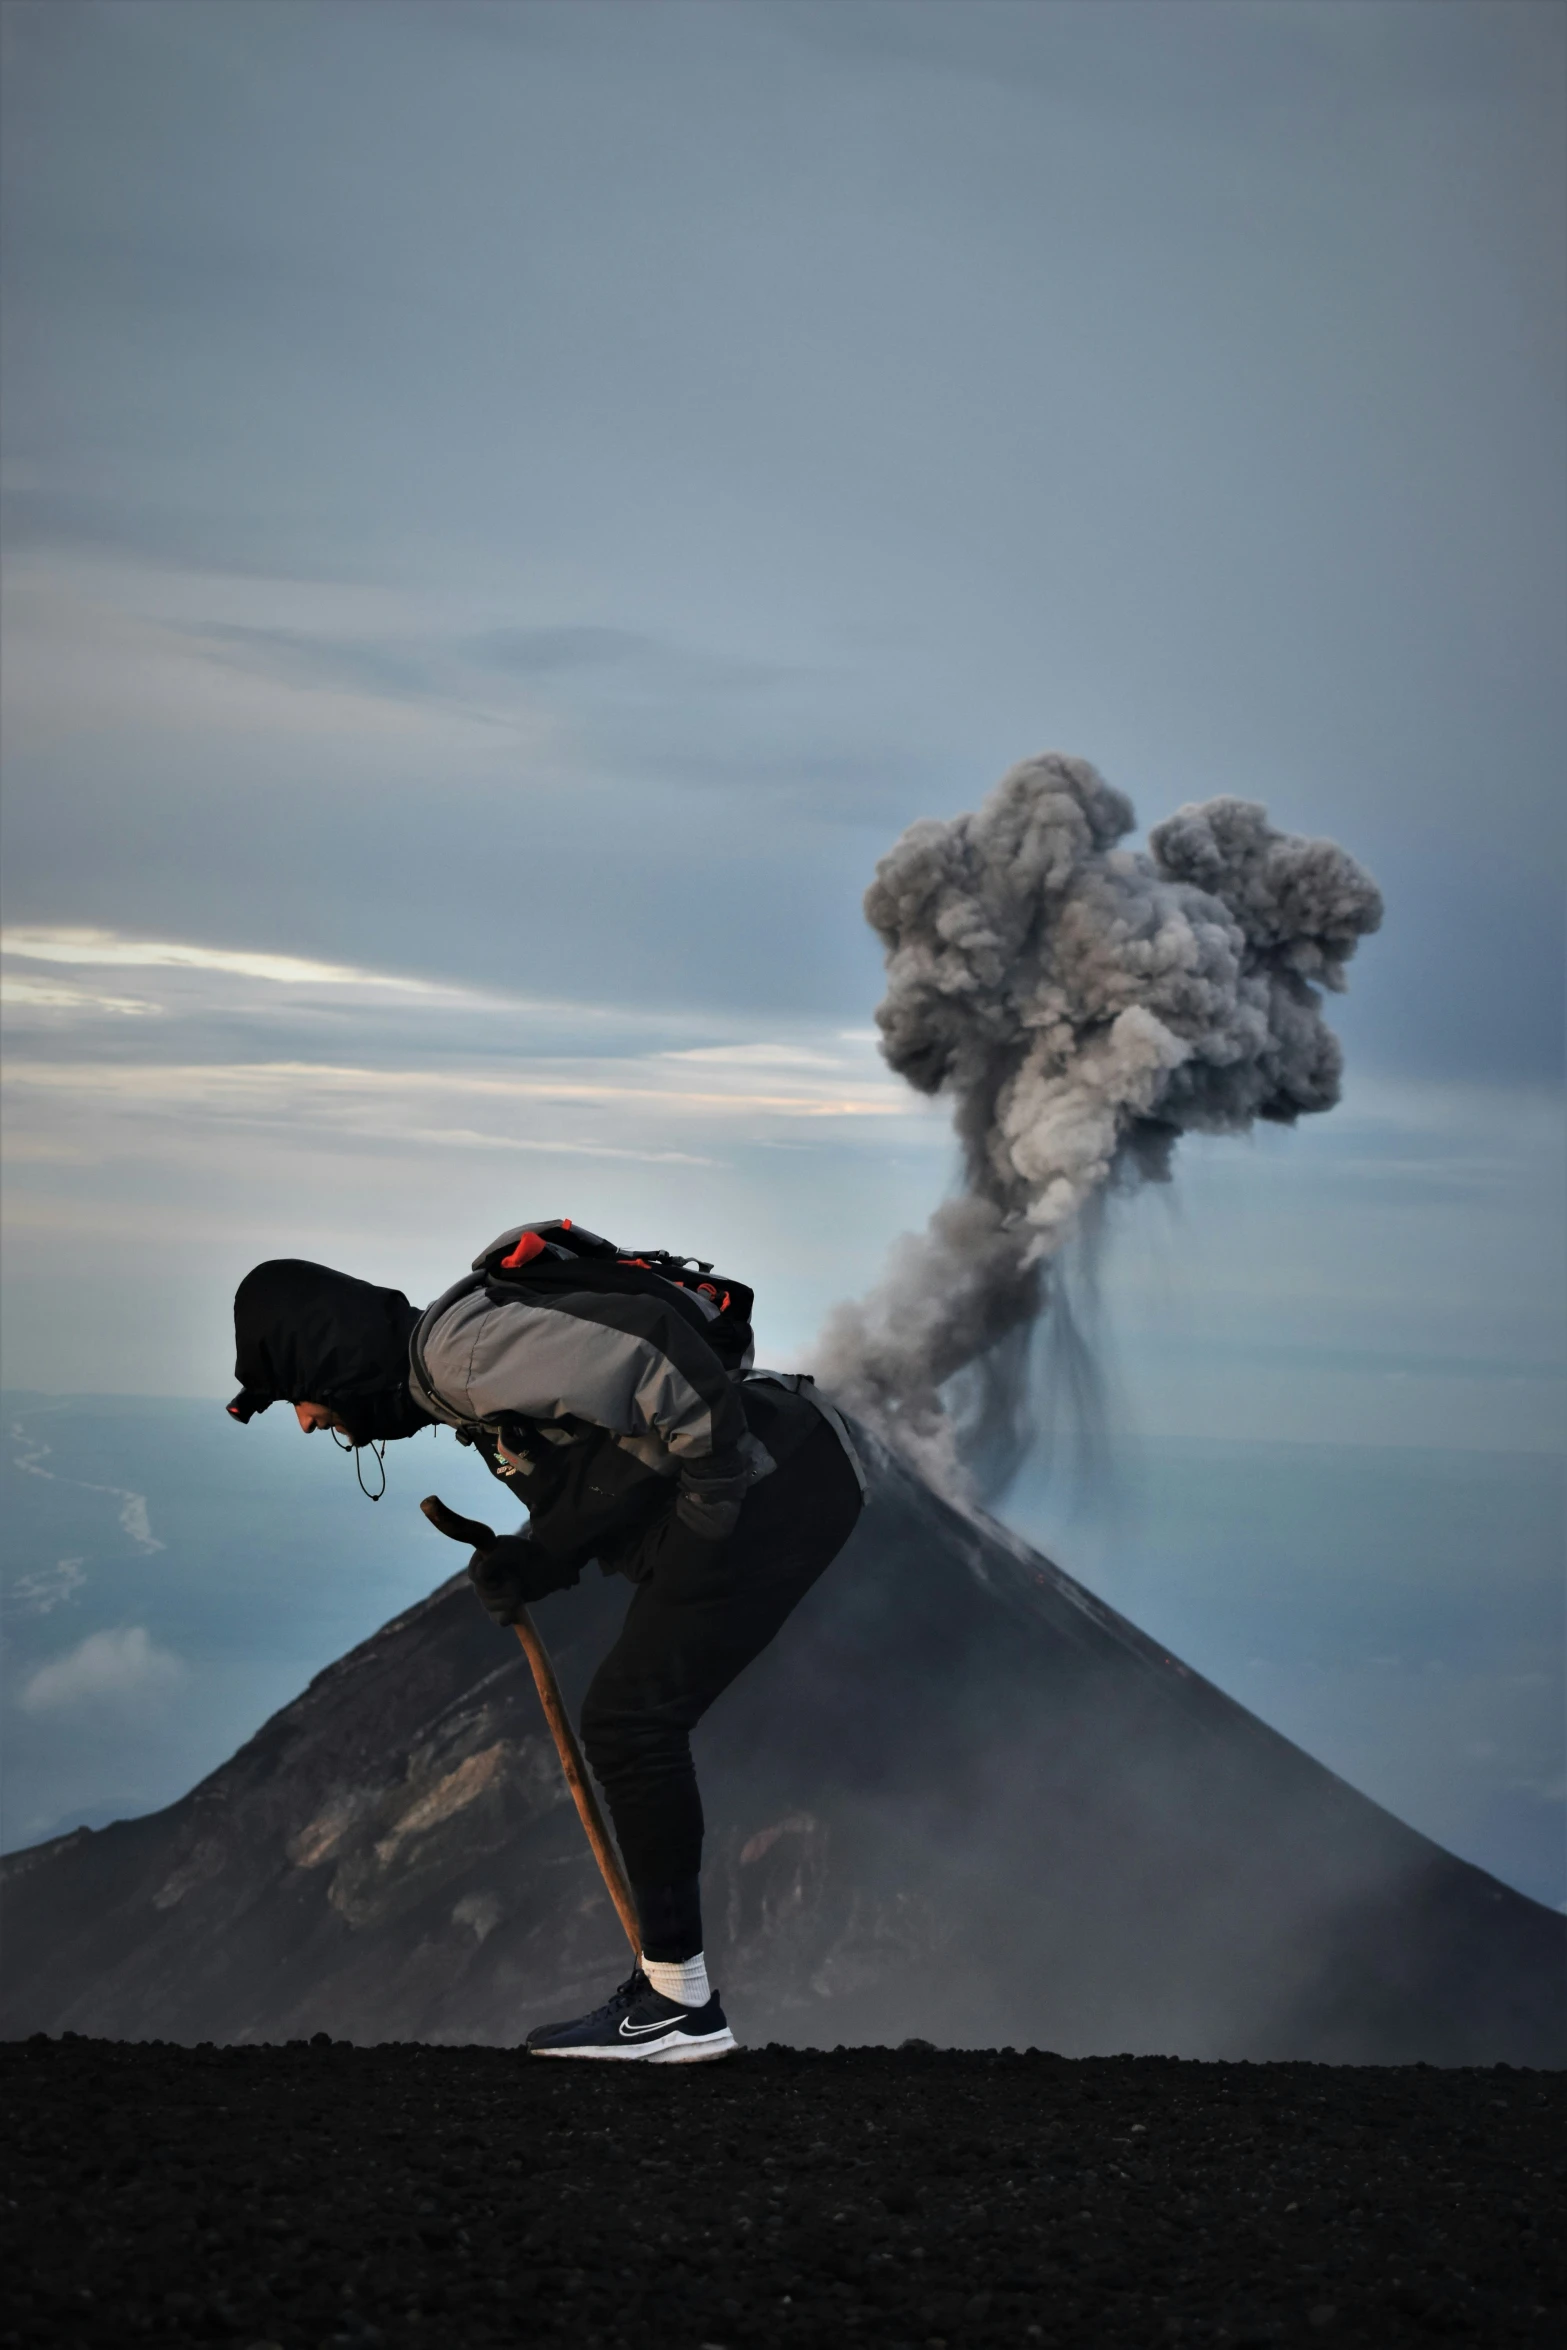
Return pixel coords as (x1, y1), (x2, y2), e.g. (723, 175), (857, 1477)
(420, 1494), (641, 1960)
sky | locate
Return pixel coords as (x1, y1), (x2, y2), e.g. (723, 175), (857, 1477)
(0, 4), (1563, 1878)
(2, 0), (1561, 1428)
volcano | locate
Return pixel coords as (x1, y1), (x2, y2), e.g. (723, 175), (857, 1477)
(2, 1435), (1560, 2061)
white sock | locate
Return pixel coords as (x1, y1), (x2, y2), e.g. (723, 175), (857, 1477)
(641, 1950), (710, 2008)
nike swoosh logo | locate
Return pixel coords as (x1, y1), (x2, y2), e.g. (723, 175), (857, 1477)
(619, 2015), (683, 2038)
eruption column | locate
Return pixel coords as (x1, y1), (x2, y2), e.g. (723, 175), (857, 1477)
(819, 754), (1382, 1496)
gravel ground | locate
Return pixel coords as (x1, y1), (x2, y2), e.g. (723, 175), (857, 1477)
(3, 2037), (1561, 2349)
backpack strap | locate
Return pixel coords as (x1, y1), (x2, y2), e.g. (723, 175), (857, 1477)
(407, 1272), (485, 1429)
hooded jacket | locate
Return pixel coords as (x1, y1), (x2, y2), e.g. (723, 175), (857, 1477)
(232, 1235), (842, 1580)
(230, 1260), (429, 1443)
(408, 1226), (806, 1577)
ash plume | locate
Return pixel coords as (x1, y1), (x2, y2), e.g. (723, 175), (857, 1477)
(818, 754), (1382, 1497)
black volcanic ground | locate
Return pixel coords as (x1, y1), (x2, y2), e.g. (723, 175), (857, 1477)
(4, 2037), (1561, 2349)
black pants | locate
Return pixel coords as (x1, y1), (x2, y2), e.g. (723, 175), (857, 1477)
(579, 1415), (863, 1962)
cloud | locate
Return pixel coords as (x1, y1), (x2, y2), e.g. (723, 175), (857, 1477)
(467, 625), (652, 676)
(0, 975), (159, 1017)
(661, 1043), (851, 1069)
(1, 1057), (907, 1121)
(0, 571), (497, 754)
(187, 624), (443, 704)
(0, 484), (357, 579)
(116, 1493), (162, 1554)
(407, 1126), (717, 1167)
(20, 1627), (185, 1715)
(0, 926), (485, 998)
(6, 1559), (87, 1618)
(0, 927), (788, 1036)
(464, 625), (800, 701)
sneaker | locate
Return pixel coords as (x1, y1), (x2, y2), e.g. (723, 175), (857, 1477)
(525, 1968), (738, 2063)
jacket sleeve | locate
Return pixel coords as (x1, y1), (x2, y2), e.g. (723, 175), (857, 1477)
(426, 1286), (754, 1543)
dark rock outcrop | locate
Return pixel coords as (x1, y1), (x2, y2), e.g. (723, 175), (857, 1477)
(2, 1440), (1561, 2058)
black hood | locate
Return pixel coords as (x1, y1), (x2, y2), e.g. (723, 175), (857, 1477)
(230, 1260), (429, 1441)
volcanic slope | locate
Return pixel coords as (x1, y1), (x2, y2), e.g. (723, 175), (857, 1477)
(1, 1437), (1560, 2059)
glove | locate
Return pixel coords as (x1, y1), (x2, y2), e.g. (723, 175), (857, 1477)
(467, 1533), (579, 1625)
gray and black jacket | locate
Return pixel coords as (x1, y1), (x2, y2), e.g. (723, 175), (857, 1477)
(409, 1227), (830, 1579)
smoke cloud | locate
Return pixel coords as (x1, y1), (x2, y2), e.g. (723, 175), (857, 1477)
(818, 754), (1382, 1496)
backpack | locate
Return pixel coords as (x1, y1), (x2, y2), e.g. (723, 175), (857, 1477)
(474, 1219), (756, 1374)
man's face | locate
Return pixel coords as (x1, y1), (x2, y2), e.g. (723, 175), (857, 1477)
(295, 1401), (351, 1435)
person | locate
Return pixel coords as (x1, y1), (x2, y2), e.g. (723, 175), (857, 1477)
(228, 1222), (865, 2063)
